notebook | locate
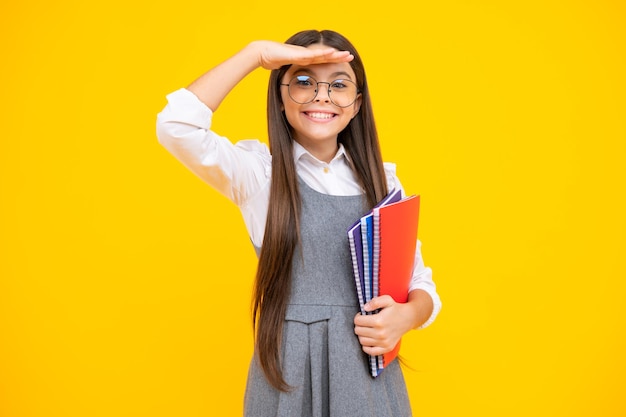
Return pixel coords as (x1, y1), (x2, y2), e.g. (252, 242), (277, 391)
(372, 194), (421, 372)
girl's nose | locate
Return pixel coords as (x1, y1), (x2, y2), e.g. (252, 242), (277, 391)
(314, 82), (331, 102)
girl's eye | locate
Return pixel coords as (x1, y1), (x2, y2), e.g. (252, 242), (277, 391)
(295, 76), (314, 87)
(331, 80), (347, 89)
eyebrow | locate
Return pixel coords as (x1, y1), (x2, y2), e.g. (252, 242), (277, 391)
(292, 68), (354, 80)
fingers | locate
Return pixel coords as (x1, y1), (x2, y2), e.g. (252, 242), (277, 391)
(354, 324), (396, 355)
(257, 41), (354, 70)
(304, 48), (354, 64)
(354, 295), (400, 355)
(361, 344), (393, 356)
(363, 295), (395, 313)
(284, 46), (353, 67)
(354, 310), (382, 328)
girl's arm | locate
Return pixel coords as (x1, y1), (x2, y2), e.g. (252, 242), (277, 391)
(383, 167), (441, 330)
(156, 41), (353, 206)
(187, 41), (354, 112)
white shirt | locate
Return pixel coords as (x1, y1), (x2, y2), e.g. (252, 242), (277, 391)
(156, 88), (441, 328)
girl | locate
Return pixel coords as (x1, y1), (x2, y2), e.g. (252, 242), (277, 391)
(157, 29), (441, 416)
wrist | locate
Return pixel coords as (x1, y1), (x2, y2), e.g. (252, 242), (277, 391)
(246, 40), (274, 69)
(407, 289), (434, 330)
(400, 300), (423, 332)
(240, 41), (265, 72)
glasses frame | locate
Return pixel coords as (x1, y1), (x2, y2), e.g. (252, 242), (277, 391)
(280, 76), (360, 108)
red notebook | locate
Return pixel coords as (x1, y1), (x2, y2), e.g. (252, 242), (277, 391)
(372, 194), (420, 369)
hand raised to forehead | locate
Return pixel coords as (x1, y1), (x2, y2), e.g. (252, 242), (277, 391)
(253, 41), (354, 70)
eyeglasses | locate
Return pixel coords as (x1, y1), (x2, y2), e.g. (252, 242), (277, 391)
(280, 75), (359, 108)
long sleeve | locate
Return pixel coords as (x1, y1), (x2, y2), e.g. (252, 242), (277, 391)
(156, 88), (271, 207)
(408, 241), (441, 329)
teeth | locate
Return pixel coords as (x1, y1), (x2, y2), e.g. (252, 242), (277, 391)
(308, 112), (334, 120)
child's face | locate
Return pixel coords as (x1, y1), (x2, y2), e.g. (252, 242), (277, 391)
(280, 44), (362, 159)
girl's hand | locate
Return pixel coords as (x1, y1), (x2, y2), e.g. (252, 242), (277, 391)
(250, 40), (354, 70)
(354, 290), (434, 356)
(353, 295), (419, 356)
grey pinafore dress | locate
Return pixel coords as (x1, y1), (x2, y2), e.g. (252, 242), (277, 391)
(244, 179), (412, 417)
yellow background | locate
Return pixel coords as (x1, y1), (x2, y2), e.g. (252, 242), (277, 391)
(1, 1), (625, 416)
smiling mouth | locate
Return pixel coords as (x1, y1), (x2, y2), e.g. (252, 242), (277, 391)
(305, 112), (336, 120)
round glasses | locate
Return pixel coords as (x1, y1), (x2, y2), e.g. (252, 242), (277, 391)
(280, 75), (359, 108)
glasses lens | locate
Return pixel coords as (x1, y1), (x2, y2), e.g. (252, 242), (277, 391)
(288, 76), (317, 104)
(287, 76), (358, 107)
(328, 79), (358, 107)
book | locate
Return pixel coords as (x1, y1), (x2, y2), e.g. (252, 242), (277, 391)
(347, 189), (420, 377)
(372, 194), (420, 372)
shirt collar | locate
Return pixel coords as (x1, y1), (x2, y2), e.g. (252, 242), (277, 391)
(292, 141), (352, 167)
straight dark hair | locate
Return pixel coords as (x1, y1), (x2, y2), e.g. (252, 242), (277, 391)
(252, 29), (389, 391)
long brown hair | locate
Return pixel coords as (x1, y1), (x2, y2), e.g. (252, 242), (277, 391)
(252, 29), (389, 391)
